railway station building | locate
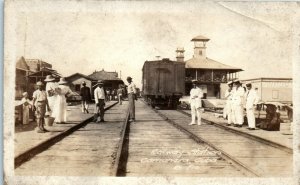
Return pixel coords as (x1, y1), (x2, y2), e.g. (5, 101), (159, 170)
(66, 69), (124, 99)
(179, 35), (242, 99)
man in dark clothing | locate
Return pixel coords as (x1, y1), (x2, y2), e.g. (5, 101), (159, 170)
(80, 81), (91, 113)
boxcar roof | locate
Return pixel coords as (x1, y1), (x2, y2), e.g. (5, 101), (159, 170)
(185, 57), (242, 72)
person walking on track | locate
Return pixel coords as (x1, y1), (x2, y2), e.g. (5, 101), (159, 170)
(245, 83), (260, 130)
(32, 81), (51, 133)
(224, 81), (234, 126)
(189, 80), (203, 126)
(232, 79), (245, 127)
(44, 75), (57, 117)
(93, 80), (106, 123)
(127, 76), (137, 122)
(80, 81), (91, 113)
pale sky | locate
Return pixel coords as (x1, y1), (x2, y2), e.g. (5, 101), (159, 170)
(15, 1), (295, 88)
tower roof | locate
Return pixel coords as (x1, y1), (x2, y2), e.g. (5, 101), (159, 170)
(191, 35), (210, 42)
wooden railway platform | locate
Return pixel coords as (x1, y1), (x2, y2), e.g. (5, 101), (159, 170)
(15, 101), (127, 176)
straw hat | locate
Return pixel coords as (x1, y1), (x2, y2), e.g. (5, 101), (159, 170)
(36, 81), (44, 86)
(192, 79), (198, 84)
(44, 75), (55, 82)
(97, 80), (104, 85)
(227, 81), (233, 85)
(58, 77), (68, 85)
(233, 79), (240, 84)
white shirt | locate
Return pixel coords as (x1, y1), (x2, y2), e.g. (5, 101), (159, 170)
(189, 87), (203, 105)
(33, 89), (47, 106)
(225, 89), (233, 103)
(246, 89), (260, 109)
(232, 86), (245, 105)
(127, 82), (137, 94)
(94, 87), (105, 103)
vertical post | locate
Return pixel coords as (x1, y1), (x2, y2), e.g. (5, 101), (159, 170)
(211, 70), (214, 83)
(196, 69), (198, 80)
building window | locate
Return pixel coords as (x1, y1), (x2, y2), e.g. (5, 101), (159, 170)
(199, 50), (202, 55)
(75, 84), (81, 92)
(272, 90), (279, 99)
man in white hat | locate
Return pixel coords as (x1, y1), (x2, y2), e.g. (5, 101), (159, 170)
(232, 79), (245, 127)
(44, 75), (57, 116)
(189, 80), (203, 125)
(80, 81), (91, 113)
(32, 81), (51, 133)
(127, 76), (137, 122)
(224, 81), (234, 126)
(93, 80), (106, 123)
(245, 83), (260, 130)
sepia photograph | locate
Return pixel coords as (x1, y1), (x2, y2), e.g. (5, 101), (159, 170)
(3, 0), (300, 184)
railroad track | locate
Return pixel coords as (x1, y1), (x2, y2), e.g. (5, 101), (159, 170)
(15, 100), (292, 177)
(15, 101), (130, 176)
(177, 109), (293, 153)
(156, 108), (293, 177)
(117, 100), (256, 177)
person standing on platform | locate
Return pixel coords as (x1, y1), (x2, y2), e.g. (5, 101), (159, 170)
(21, 92), (32, 125)
(52, 78), (73, 124)
(44, 75), (57, 117)
(224, 81), (234, 126)
(232, 79), (245, 127)
(189, 80), (203, 126)
(80, 81), (91, 113)
(117, 85), (124, 105)
(93, 80), (106, 123)
(127, 76), (137, 122)
(245, 83), (260, 130)
(32, 81), (51, 133)
(106, 89), (110, 101)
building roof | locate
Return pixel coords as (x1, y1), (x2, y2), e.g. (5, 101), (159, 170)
(88, 70), (122, 81)
(27, 67), (61, 78)
(16, 57), (29, 71)
(191, 35), (210, 42)
(65, 73), (94, 81)
(241, 77), (293, 82)
(185, 57), (242, 72)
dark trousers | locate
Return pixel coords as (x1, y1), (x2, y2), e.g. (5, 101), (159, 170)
(128, 93), (135, 119)
(94, 99), (105, 121)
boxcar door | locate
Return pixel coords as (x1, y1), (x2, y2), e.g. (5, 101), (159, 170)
(156, 68), (169, 94)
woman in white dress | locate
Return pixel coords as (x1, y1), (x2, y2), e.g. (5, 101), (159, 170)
(52, 77), (73, 123)
(44, 75), (58, 117)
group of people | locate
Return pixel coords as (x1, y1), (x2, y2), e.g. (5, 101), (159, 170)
(105, 88), (123, 102)
(224, 79), (260, 130)
(188, 79), (260, 130)
(91, 76), (137, 123)
(20, 74), (139, 132)
(21, 75), (74, 133)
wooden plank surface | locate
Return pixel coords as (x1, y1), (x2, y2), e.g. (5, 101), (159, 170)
(15, 103), (128, 176)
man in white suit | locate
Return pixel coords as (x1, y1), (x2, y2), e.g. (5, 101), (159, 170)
(245, 83), (260, 130)
(189, 80), (203, 126)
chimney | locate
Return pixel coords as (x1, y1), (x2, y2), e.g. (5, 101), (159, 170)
(176, 47), (185, 62)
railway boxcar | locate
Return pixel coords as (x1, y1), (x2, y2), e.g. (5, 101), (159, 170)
(142, 58), (185, 109)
